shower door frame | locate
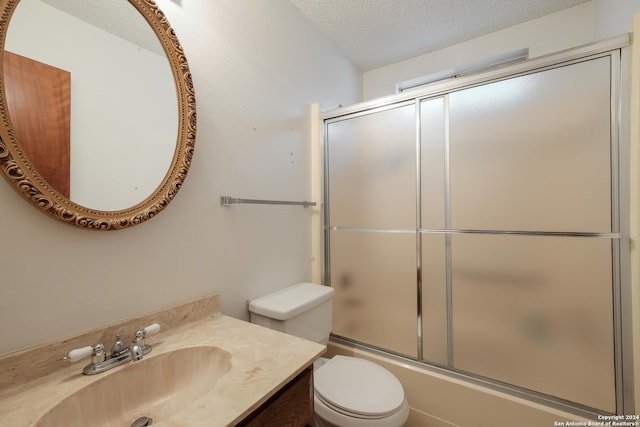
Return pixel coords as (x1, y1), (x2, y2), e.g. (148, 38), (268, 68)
(322, 35), (633, 418)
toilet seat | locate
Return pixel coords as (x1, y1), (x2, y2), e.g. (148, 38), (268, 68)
(314, 356), (405, 419)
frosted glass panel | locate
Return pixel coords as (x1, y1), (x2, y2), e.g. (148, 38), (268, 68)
(420, 98), (446, 229)
(421, 233), (448, 365)
(327, 105), (416, 229)
(330, 230), (417, 357)
(325, 52), (621, 413)
(449, 57), (612, 232)
(451, 234), (615, 412)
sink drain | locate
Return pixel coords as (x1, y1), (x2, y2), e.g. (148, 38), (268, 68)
(130, 416), (153, 427)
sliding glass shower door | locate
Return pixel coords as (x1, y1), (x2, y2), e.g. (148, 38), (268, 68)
(445, 56), (615, 412)
(325, 47), (626, 414)
(327, 104), (418, 358)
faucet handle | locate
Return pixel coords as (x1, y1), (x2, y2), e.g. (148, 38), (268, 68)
(133, 329), (145, 344)
(131, 323), (161, 359)
(64, 343), (105, 364)
(63, 346), (93, 363)
(134, 323), (161, 342)
(91, 343), (106, 364)
(143, 323), (161, 336)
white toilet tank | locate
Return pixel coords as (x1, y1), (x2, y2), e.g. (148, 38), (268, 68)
(248, 283), (334, 344)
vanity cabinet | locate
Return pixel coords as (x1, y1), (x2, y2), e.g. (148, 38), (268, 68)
(238, 365), (314, 427)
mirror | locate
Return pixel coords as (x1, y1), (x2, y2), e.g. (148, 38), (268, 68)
(0, 0), (196, 230)
(6, 0), (179, 211)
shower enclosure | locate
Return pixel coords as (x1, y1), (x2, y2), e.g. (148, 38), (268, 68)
(323, 36), (632, 416)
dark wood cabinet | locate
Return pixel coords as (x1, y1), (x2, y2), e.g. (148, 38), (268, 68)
(237, 365), (314, 427)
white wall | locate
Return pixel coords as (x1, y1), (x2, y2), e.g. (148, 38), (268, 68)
(363, 0), (640, 102)
(594, 0), (640, 39)
(363, 2), (597, 101)
(0, 0), (360, 355)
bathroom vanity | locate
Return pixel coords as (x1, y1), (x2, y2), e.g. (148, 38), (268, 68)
(239, 366), (314, 426)
(0, 294), (323, 426)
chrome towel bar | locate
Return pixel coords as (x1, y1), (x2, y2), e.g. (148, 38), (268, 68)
(220, 196), (316, 208)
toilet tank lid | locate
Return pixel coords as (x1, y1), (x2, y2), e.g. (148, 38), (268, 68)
(248, 283), (334, 320)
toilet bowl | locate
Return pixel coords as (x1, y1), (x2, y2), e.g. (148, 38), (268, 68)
(313, 356), (409, 427)
(248, 283), (409, 427)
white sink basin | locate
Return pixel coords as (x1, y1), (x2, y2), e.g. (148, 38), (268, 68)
(35, 346), (232, 427)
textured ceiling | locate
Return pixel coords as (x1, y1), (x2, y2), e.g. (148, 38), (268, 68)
(289, 0), (590, 71)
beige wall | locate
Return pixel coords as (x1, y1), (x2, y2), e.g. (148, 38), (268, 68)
(2, 1), (638, 423)
(0, 0), (361, 356)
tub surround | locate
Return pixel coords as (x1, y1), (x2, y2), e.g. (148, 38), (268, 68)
(0, 294), (325, 426)
(325, 341), (591, 427)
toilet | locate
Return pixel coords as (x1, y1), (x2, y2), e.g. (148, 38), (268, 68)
(248, 282), (409, 427)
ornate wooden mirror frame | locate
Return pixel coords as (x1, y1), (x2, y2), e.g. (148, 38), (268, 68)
(0, 0), (196, 230)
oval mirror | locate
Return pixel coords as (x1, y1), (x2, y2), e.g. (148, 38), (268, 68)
(0, 0), (196, 230)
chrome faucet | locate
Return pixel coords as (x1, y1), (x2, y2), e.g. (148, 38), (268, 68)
(130, 329), (148, 361)
(64, 323), (160, 375)
(110, 333), (128, 358)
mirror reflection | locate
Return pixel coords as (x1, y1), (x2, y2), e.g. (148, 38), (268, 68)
(4, 0), (178, 211)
